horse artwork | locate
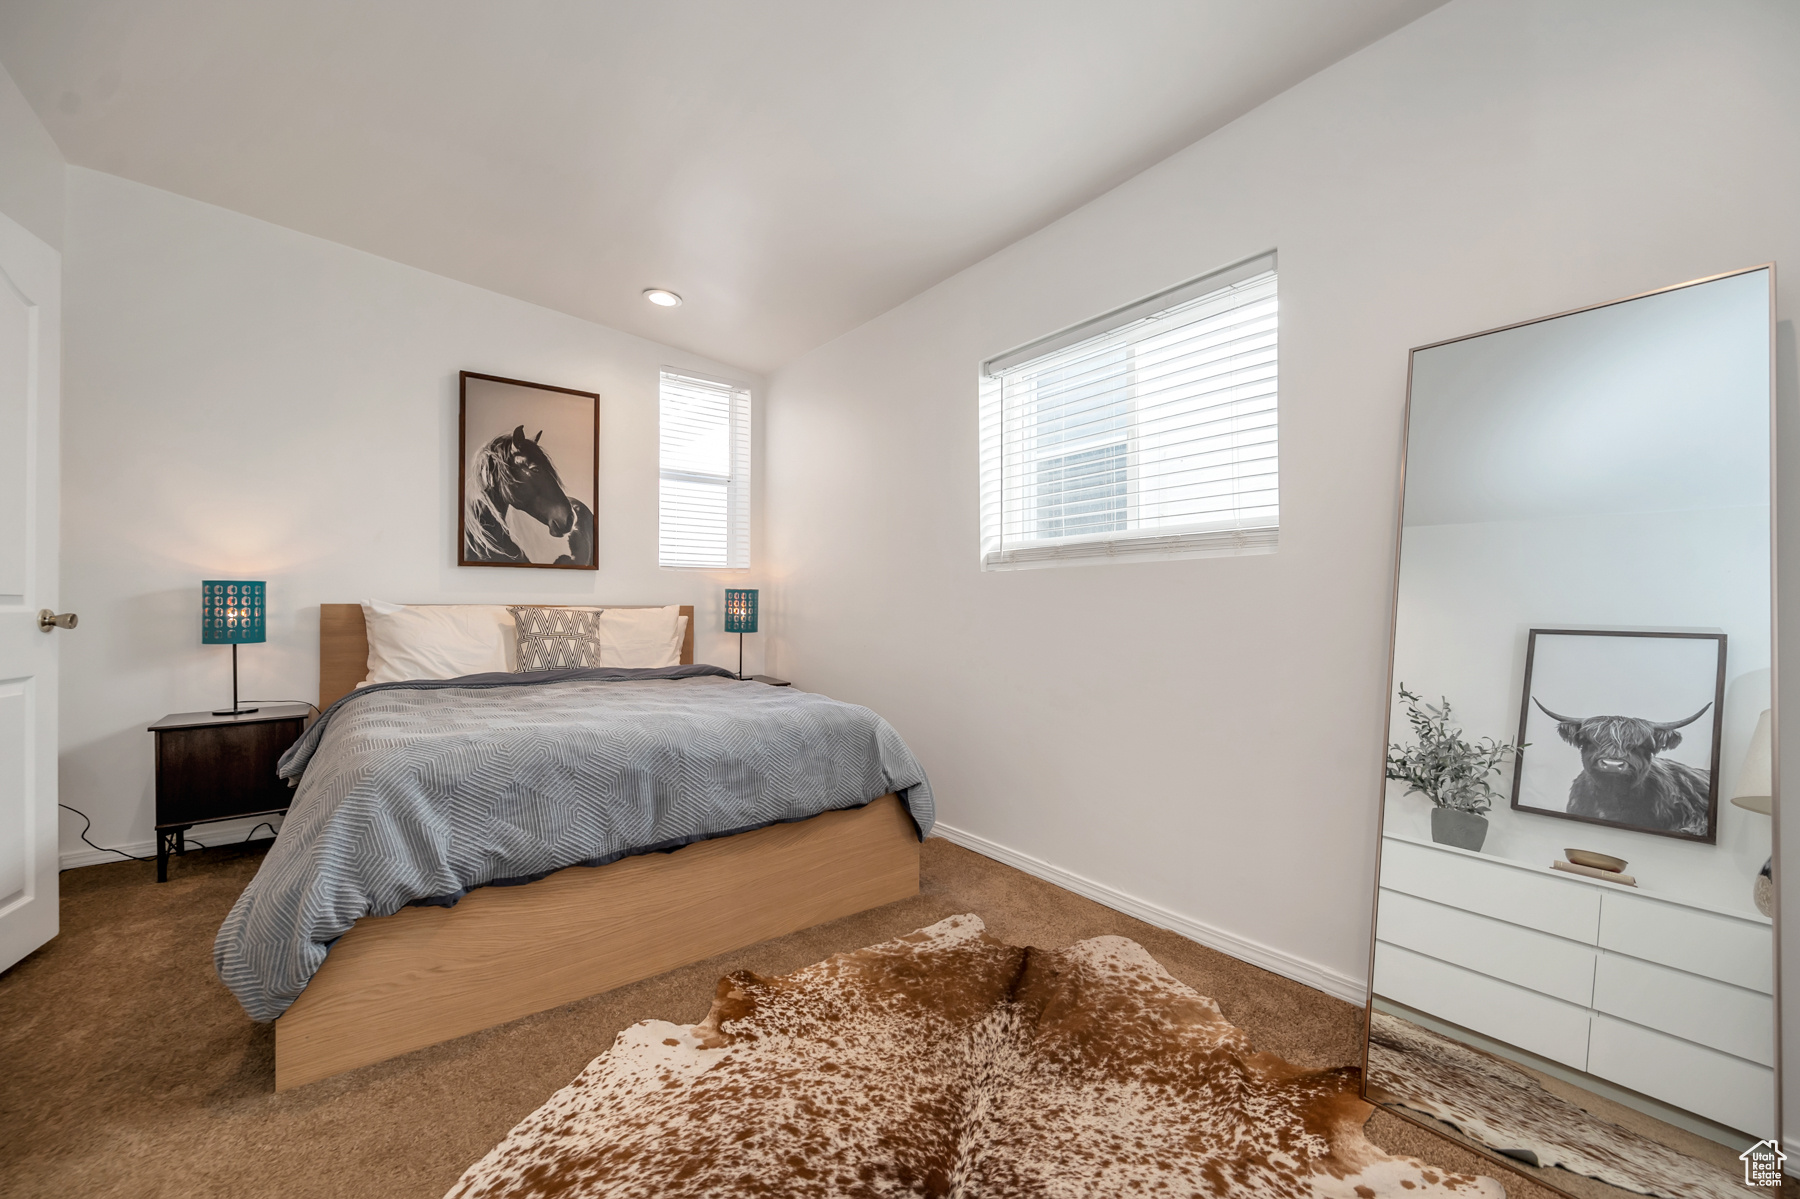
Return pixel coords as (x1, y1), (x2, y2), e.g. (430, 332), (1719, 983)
(1511, 628), (1728, 842)
(458, 372), (599, 570)
(464, 424), (596, 566)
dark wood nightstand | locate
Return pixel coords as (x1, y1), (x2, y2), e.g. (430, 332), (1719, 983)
(147, 703), (312, 882)
(748, 675), (791, 687)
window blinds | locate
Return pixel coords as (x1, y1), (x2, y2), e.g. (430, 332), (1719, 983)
(659, 370), (751, 569)
(979, 254), (1278, 568)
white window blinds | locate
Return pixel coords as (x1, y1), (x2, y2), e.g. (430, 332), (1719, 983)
(659, 370), (751, 569)
(979, 254), (1278, 568)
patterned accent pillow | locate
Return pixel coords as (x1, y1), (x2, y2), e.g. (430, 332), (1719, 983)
(508, 606), (604, 672)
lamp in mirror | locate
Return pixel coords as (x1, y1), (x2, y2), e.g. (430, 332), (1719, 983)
(1731, 708), (1774, 916)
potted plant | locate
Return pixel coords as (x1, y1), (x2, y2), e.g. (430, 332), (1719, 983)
(1386, 687), (1522, 852)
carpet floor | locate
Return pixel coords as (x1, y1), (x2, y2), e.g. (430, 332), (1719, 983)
(4, 837), (1565, 1198)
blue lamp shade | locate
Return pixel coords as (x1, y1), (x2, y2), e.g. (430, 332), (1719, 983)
(202, 581), (266, 645)
(723, 589), (759, 634)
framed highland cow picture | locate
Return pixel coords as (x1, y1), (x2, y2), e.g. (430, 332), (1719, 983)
(1511, 629), (1727, 843)
(458, 371), (599, 570)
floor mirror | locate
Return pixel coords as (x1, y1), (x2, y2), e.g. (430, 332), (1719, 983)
(1363, 265), (1781, 1198)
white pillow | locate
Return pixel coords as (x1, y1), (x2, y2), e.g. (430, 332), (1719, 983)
(598, 606), (685, 668)
(360, 601), (515, 685)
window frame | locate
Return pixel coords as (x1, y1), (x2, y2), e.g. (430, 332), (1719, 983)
(979, 252), (1278, 570)
(657, 368), (753, 571)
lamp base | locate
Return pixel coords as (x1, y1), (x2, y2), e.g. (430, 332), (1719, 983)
(214, 642), (258, 716)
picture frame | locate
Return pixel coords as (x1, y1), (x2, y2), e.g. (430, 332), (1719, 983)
(458, 371), (600, 570)
(1510, 628), (1727, 843)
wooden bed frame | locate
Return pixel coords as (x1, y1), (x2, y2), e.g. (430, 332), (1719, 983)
(274, 604), (920, 1091)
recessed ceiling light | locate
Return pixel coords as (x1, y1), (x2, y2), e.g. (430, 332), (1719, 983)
(643, 288), (683, 307)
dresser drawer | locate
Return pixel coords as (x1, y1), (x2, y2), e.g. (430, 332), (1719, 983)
(1586, 1014), (1773, 1136)
(1591, 952), (1772, 1066)
(1596, 891), (1772, 994)
(1379, 838), (1601, 943)
(154, 716), (304, 825)
(1377, 889), (1597, 1006)
(1373, 941), (1593, 1069)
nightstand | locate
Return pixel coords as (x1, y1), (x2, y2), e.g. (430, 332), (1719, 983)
(748, 675), (791, 687)
(147, 703), (311, 882)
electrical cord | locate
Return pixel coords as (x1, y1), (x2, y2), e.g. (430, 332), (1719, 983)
(181, 822), (282, 850)
(240, 699), (323, 717)
(58, 803), (153, 862)
(58, 804), (282, 867)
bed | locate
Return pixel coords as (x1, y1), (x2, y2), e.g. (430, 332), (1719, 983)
(246, 604), (926, 1091)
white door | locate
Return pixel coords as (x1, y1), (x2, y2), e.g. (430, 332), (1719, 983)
(0, 208), (62, 973)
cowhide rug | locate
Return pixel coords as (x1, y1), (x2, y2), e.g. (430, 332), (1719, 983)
(1367, 1011), (1748, 1199)
(447, 915), (1500, 1198)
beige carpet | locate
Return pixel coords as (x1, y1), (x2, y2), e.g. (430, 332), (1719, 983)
(3, 836), (1561, 1198)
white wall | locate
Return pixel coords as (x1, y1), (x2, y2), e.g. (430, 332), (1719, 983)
(59, 166), (766, 858)
(0, 59), (62, 250)
(762, 0), (1800, 1120)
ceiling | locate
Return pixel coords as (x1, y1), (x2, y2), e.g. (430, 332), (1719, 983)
(0, 1), (1444, 374)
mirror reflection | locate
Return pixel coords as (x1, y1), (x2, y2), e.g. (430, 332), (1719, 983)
(1367, 267), (1778, 1198)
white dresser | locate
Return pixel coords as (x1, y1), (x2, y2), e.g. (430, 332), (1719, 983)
(1375, 833), (1774, 1135)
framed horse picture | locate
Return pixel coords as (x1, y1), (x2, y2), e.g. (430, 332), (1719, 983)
(458, 371), (599, 570)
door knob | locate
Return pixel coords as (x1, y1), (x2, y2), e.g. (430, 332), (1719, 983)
(38, 610), (77, 632)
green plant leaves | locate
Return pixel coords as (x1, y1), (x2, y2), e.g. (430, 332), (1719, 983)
(1385, 686), (1522, 815)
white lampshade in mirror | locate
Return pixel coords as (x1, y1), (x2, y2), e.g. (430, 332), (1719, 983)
(1730, 707), (1773, 816)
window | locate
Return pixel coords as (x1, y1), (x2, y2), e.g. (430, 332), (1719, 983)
(658, 370), (751, 569)
(979, 253), (1278, 568)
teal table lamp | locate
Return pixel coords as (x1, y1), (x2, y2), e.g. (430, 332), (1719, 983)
(203, 580), (265, 715)
(724, 588), (758, 680)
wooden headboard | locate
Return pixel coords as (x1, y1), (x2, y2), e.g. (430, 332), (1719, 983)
(319, 604), (697, 709)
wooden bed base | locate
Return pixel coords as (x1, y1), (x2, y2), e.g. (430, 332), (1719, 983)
(276, 794), (918, 1090)
(273, 605), (921, 1091)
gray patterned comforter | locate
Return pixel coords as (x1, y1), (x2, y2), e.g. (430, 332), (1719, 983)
(214, 666), (933, 1022)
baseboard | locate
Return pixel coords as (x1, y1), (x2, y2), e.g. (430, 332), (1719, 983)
(60, 815), (282, 871)
(930, 822), (1365, 1005)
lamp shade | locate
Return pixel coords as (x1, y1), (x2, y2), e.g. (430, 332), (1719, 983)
(723, 588), (759, 634)
(202, 581), (266, 645)
(1730, 707), (1773, 816)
